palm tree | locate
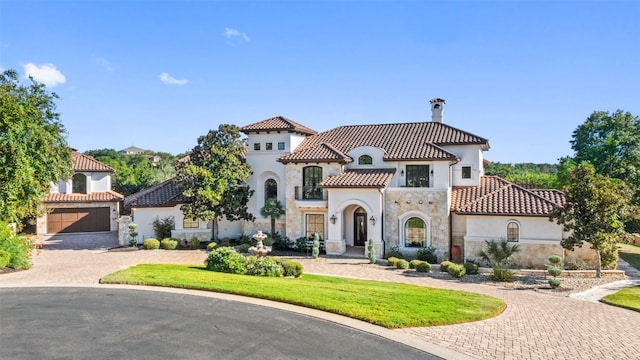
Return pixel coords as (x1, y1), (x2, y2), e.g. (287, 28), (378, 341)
(260, 199), (285, 237)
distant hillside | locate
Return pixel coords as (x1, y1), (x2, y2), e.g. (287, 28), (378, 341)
(485, 162), (560, 190)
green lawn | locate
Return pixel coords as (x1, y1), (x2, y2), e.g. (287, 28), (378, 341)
(619, 243), (640, 270)
(101, 264), (506, 329)
(601, 286), (640, 312)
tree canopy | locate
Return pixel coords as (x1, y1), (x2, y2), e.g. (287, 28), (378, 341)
(0, 69), (72, 223)
(175, 124), (254, 241)
(549, 163), (634, 277)
(571, 110), (640, 202)
(484, 162), (560, 189)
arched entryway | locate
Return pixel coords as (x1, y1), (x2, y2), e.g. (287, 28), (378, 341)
(353, 207), (367, 247)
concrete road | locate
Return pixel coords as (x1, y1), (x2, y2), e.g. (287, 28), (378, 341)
(1, 287), (440, 360)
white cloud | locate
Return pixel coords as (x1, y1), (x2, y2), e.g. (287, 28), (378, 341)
(95, 57), (114, 72)
(159, 72), (188, 85)
(23, 63), (66, 87)
(224, 27), (250, 42)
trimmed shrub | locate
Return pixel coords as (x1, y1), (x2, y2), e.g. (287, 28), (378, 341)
(278, 259), (303, 278)
(415, 246), (438, 264)
(549, 278), (561, 288)
(295, 237), (308, 252)
(160, 238), (178, 250)
(447, 264), (466, 278)
(395, 259), (410, 269)
(409, 259), (425, 269)
(188, 236), (200, 249)
(142, 238), (160, 250)
(0, 249), (10, 268)
(205, 247), (247, 274)
(548, 255), (562, 267)
(367, 240), (376, 264)
(440, 261), (454, 273)
(312, 232), (320, 259)
(206, 242), (218, 251)
(547, 266), (563, 277)
(152, 216), (175, 240)
(490, 264), (515, 282)
(238, 243), (251, 253)
(245, 256), (283, 277)
(0, 223), (32, 269)
(386, 257), (401, 267)
(385, 246), (404, 260)
(415, 262), (432, 273)
(263, 237), (275, 247)
(464, 261), (479, 275)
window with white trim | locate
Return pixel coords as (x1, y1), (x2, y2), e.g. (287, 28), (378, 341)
(404, 217), (426, 247)
(358, 155), (372, 165)
(306, 214), (324, 240)
(461, 166), (472, 179)
(72, 173), (87, 194)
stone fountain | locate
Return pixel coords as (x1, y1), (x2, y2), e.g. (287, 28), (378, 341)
(248, 230), (272, 257)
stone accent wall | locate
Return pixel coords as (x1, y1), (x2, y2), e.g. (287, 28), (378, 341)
(171, 229), (211, 242)
(384, 189), (450, 260)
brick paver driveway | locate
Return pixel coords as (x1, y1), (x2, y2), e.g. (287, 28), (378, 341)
(1, 244), (639, 360)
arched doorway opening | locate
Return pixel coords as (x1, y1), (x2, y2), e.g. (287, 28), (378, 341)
(353, 207), (367, 247)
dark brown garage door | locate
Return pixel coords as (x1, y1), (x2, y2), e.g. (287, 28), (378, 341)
(47, 207), (110, 233)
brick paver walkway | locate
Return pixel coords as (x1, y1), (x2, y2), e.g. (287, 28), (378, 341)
(1, 249), (639, 360)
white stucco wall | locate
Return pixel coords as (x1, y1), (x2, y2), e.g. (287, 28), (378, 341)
(444, 145), (484, 187)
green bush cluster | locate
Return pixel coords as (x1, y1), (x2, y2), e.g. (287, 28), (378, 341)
(415, 246), (438, 264)
(152, 216), (175, 240)
(206, 242), (217, 251)
(188, 236), (200, 249)
(160, 238), (178, 250)
(395, 259), (409, 269)
(142, 238), (160, 250)
(277, 259), (303, 278)
(489, 264), (515, 282)
(464, 261), (479, 275)
(415, 262), (432, 273)
(0, 249), (10, 268)
(439, 261), (454, 273)
(238, 243), (251, 253)
(409, 259), (425, 269)
(385, 246), (404, 260)
(447, 264), (466, 278)
(547, 255), (563, 288)
(0, 222), (32, 269)
(205, 247), (247, 274)
(386, 257), (402, 267)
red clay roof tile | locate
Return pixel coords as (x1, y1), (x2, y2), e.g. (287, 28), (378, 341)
(44, 191), (123, 203)
(320, 168), (396, 188)
(72, 151), (115, 172)
(240, 116), (317, 136)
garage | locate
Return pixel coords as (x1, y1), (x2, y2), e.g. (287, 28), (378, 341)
(47, 207), (110, 233)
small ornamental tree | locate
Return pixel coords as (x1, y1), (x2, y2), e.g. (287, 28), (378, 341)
(549, 163), (634, 277)
(260, 199), (285, 237)
(367, 239), (376, 264)
(312, 232), (320, 259)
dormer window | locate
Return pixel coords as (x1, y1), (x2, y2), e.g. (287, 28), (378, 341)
(358, 155), (372, 165)
(72, 173), (87, 194)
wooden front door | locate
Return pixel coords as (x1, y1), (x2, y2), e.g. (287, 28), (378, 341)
(353, 207), (367, 247)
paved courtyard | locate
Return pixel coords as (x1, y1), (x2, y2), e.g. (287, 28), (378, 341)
(1, 237), (639, 360)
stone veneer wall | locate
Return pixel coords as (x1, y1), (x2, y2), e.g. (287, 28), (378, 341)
(384, 189), (450, 260)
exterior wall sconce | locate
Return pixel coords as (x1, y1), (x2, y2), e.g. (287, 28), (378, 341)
(400, 169), (404, 176)
(369, 216), (376, 226)
(330, 214), (337, 224)
(430, 169), (434, 175)
(418, 200), (423, 204)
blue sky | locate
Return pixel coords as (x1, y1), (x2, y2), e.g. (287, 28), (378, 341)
(1, 1), (638, 163)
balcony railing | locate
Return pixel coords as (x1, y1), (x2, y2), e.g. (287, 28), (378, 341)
(294, 186), (327, 200)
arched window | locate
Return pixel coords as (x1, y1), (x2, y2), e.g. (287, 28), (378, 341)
(264, 179), (277, 203)
(358, 155), (372, 165)
(302, 166), (323, 200)
(72, 173), (87, 194)
(405, 217), (426, 247)
(507, 221), (519, 242)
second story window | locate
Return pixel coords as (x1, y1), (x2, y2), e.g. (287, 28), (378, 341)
(358, 155), (372, 165)
(72, 173), (87, 194)
(278, 142), (285, 150)
(406, 165), (429, 187)
(264, 179), (277, 203)
(254, 143), (261, 151)
(266, 143), (273, 150)
(302, 166), (323, 199)
(462, 166), (472, 179)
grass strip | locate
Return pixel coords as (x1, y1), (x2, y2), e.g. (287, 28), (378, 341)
(601, 286), (640, 312)
(618, 243), (640, 270)
(101, 264), (505, 328)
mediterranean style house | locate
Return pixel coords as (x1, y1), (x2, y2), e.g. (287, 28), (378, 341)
(126, 99), (594, 267)
(37, 151), (123, 235)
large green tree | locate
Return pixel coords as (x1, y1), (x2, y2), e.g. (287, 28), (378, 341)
(571, 110), (640, 202)
(549, 163), (634, 277)
(175, 124), (254, 241)
(0, 70), (72, 223)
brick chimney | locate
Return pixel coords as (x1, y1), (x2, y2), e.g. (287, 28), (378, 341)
(430, 98), (445, 123)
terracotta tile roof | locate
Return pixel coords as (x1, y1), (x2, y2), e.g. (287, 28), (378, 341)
(279, 122), (487, 163)
(530, 189), (566, 207)
(451, 176), (563, 216)
(44, 191), (124, 203)
(279, 143), (352, 164)
(72, 151), (115, 172)
(124, 179), (189, 208)
(320, 168), (396, 188)
(241, 116), (317, 136)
